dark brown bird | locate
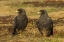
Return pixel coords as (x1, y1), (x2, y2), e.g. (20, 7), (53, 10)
(36, 10), (53, 37)
(13, 8), (28, 36)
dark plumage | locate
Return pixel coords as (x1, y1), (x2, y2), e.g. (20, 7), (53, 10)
(13, 8), (28, 36)
(36, 10), (53, 37)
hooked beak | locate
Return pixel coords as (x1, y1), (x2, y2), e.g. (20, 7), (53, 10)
(16, 11), (18, 12)
(37, 12), (41, 14)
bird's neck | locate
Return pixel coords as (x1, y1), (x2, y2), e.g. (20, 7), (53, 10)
(40, 14), (48, 19)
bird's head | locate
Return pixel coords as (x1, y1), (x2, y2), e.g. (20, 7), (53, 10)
(37, 10), (47, 15)
(16, 8), (26, 14)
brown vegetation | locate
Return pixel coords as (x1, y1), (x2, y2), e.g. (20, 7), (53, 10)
(0, 0), (64, 42)
(23, 1), (64, 7)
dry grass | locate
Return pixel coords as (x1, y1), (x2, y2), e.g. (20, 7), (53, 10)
(0, 12), (64, 42)
(0, 0), (64, 42)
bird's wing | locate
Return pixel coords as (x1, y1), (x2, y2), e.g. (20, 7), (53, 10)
(14, 16), (18, 28)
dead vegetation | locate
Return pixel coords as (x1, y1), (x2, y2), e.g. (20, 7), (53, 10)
(0, 15), (64, 42)
(0, 0), (64, 42)
(22, 1), (64, 7)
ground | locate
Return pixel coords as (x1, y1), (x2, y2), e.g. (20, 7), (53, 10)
(0, 0), (64, 42)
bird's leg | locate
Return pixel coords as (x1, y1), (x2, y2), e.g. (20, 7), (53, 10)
(13, 28), (17, 36)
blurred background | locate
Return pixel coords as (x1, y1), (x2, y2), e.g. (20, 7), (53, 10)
(0, 0), (64, 42)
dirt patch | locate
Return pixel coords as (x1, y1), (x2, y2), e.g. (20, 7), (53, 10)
(22, 1), (64, 7)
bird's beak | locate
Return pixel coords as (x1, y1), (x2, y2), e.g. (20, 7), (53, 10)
(37, 12), (41, 14)
(16, 11), (18, 13)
